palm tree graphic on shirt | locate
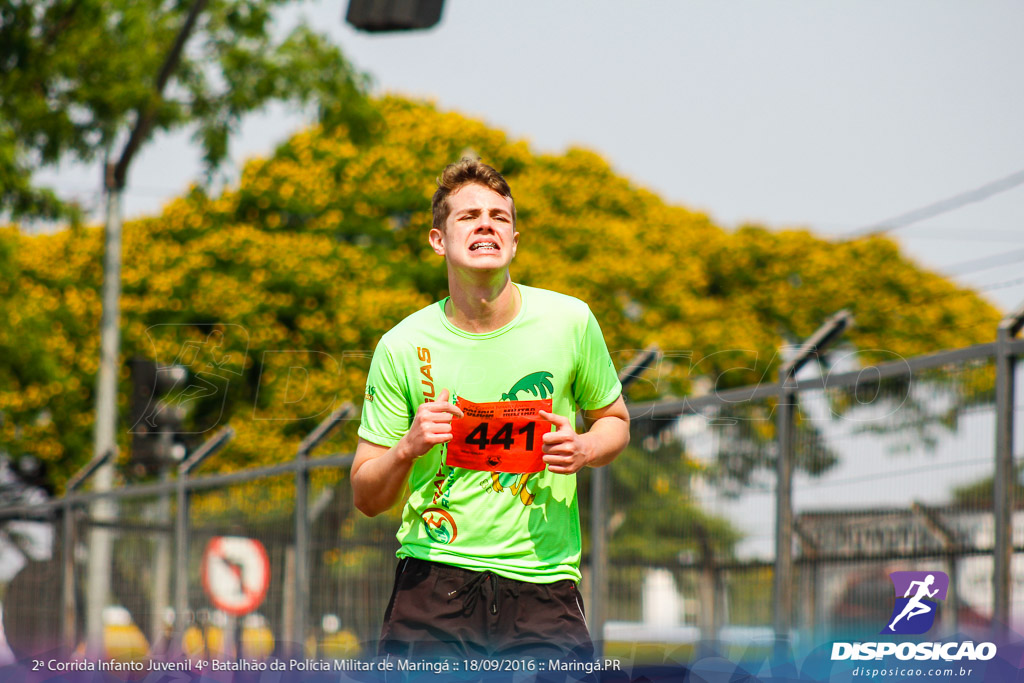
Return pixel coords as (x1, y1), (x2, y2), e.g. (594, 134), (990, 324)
(500, 371), (554, 401)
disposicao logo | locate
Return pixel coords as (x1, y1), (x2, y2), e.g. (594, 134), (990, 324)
(831, 569), (997, 663)
(883, 571), (948, 635)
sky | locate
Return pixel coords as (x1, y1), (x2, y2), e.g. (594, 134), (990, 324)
(40, 0), (1024, 314)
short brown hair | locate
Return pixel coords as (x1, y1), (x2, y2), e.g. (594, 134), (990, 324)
(431, 159), (516, 230)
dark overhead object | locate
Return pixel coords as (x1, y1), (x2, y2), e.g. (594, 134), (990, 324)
(346, 0), (444, 32)
(129, 358), (190, 473)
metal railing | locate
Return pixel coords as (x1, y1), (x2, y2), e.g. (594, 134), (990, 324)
(622, 301), (1024, 649)
(0, 303), (1021, 662)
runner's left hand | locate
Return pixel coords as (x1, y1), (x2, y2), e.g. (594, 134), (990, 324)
(538, 410), (592, 474)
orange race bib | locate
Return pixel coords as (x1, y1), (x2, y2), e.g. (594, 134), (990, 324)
(446, 398), (553, 473)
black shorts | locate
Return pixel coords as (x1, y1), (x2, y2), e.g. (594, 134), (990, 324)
(379, 557), (594, 660)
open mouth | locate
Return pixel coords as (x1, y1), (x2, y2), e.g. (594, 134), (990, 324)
(469, 241), (499, 252)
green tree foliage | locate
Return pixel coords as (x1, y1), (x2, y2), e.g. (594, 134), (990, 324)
(0, 97), (1002, 513)
(0, 0), (374, 218)
(582, 442), (741, 564)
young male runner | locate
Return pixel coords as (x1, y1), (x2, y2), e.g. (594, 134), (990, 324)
(352, 159), (630, 659)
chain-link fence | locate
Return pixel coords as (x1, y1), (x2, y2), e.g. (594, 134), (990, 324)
(0, 312), (1021, 666)
(614, 313), (1024, 662)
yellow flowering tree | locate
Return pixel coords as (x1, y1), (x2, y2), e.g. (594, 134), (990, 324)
(1, 96), (1001, 504)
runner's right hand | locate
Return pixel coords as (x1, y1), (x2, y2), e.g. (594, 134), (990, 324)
(398, 388), (464, 460)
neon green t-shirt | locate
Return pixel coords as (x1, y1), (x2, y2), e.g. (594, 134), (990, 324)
(358, 284), (622, 583)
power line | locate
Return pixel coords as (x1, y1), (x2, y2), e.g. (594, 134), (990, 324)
(942, 247), (1024, 277)
(896, 229), (1024, 244)
(813, 220), (1024, 239)
(798, 456), (992, 491)
(843, 167), (1024, 239)
(977, 275), (1024, 293)
(720, 456), (993, 495)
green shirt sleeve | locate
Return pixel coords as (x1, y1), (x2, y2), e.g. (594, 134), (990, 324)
(571, 307), (622, 411)
(357, 339), (410, 447)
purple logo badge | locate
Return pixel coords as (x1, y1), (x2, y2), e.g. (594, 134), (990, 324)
(882, 571), (949, 635)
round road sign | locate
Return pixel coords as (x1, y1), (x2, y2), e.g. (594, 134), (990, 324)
(200, 536), (270, 616)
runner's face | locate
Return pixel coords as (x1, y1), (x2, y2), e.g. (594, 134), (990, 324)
(430, 183), (518, 273)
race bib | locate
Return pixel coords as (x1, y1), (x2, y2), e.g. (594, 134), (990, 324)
(447, 398), (553, 473)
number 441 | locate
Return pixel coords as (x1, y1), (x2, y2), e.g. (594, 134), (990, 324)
(465, 421), (537, 451)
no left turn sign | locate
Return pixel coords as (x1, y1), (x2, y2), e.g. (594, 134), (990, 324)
(201, 536), (270, 616)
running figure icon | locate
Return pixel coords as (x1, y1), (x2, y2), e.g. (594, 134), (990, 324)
(888, 574), (939, 631)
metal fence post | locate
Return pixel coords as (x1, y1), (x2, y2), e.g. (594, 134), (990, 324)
(293, 404), (353, 656)
(62, 500), (75, 652)
(590, 345), (659, 658)
(694, 521), (719, 651)
(151, 467), (173, 645)
(773, 311), (852, 641)
(173, 461), (189, 654)
(61, 449), (115, 652)
(590, 465), (609, 656)
(912, 501), (960, 635)
(173, 427), (235, 655)
(794, 520), (820, 638)
(994, 300), (1024, 628)
(774, 373), (797, 640)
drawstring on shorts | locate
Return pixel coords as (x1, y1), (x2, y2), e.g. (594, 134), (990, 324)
(448, 571), (499, 615)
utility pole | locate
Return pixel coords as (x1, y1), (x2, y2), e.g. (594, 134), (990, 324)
(85, 0), (211, 656)
(85, 163), (123, 655)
